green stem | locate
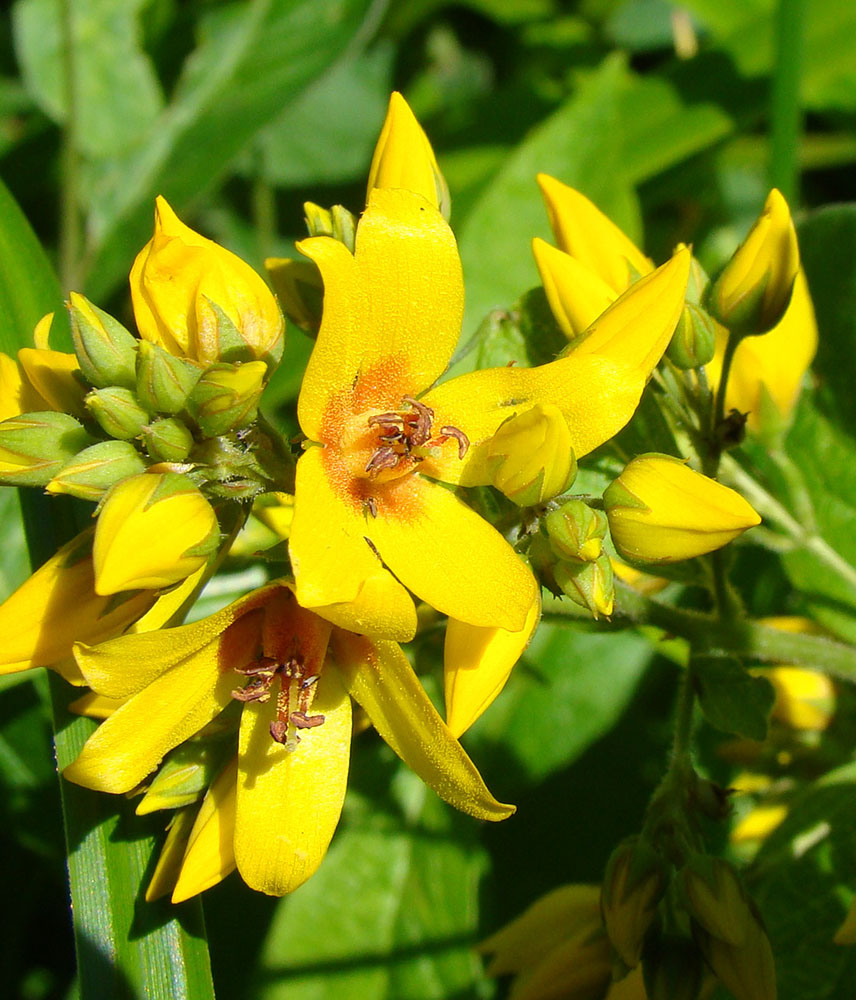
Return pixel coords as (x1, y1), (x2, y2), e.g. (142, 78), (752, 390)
(671, 662), (696, 763)
(58, 0), (80, 292)
(770, 0), (804, 204)
(252, 173), (277, 266)
(705, 329), (740, 475)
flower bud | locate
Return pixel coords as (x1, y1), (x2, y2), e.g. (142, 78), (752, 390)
(264, 257), (324, 334)
(692, 901), (777, 1000)
(304, 201), (357, 251)
(187, 361), (267, 437)
(545, 500), (608, 562)
(532, 237), (617, 340)
(130, 196), (284, 369)
(667, 302), (716, 369)
(708, 188), (799, 335)
(85, 386), (150, 440)
(604, 454), (760, 563)
(366, 91), (450, 219)
(601, 836), (666, 969)
(135, 340), (202, 415)
(68, 292), (138, 390)
(136, 740), (231, 815)
(46, 440), (148, 501)
(486, 403), (577, 507)
(0, 411), (94, 486)
(642, 929), (705, 1000)
(682, 856), (754, 948)
(93, 471), (220, 595)
(141, 417), (194, 463)
(554, 553), (614, 618)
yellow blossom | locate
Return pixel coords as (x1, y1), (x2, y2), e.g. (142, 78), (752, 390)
(366, 91), (450, 218)
(604, 454), (761, 563)
(130, 196), (284, 368)
(289, 185), (690, 642)
(93, 472), (220, 595)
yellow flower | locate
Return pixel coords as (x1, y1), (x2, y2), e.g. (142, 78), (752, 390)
(708, 188), (799, 334)
(366, 91), (450, 218)
(65, 582), (513, 897)
(289, 187), (690, 642)
(130, 196), (284, 368)
(707, 269), (817, 434)
(604, 454), (761, 563)
(93, 472), (220, 595)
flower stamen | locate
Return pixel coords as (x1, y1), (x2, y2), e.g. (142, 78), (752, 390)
(231, 653), (325, 748)
(364, 397), (468, 480)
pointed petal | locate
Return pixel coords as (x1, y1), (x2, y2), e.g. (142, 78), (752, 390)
(0, 529), (154, 675)
(68, 691), (127, 719)
(444, 589), (541, 738)
(420, 251), (690, 486)
(129, 564), (208, 634)
(312, 566), (418, 642)
(296, 188), (463, 440)
(235, 669), (352, 895)
(290, 446), (387, 609)
(537, 173), (652, 292)
(17, 347), (86, 416)
(64, 610), (256, 794)
(171, 758), (238, 903)
(332, 631), (515, 821)
(0, 352), (47, 420)
(532, 238), (616, 339)
(73, 583), (277, 698)
(367, 474), (537, 632)
(146, 806), (199, 902)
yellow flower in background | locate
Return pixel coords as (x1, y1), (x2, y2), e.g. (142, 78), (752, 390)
(604, 454), (760, 563)
(130, 196), (284, 368)
(92, 471), (220, 595)
(289, 186), (690, 644)
(366, 91), (450, 218)
(65, 582), (513, 898)
(707, 269), (817, 434)
(708, 188), (799, 334)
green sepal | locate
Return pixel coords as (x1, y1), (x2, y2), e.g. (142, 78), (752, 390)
(666, 302), (716, 370)
(142, 417), (195, 463)
(85, 386), (150, 440)
(69, 295), (138, 390)
(136, 341), (202, 414)
(47, 440), (148, 501)
(0, 410), (95, 486)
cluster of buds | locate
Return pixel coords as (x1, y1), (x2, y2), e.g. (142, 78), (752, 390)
(543, 499), (614, 618)
(0, 197), (288, 597)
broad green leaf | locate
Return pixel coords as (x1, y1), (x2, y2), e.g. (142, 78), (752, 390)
(465, 624), (653, 784)
(254, 771), (488, 1000)
(693, 652), (775, 740)
(83, 0), (372, 301)
(12, 0), (163, 157)
(256, 43), (394, 187)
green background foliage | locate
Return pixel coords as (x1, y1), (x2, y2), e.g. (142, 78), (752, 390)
(0, 0), (855, 998)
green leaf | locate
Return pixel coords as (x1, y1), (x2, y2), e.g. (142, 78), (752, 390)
(12, 0), (163, 158)
(83, 0), (373, 301)
(693, 652), (775, 740)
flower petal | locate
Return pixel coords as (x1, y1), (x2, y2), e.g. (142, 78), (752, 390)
(367, 474), (537, 632)
(64, 609), (261, 794)
(234, 669), (352, 895)
(420, 250), (690, 487)
(295, 188), (463, 440)
(332, 631), (515, 821)
(312, 567), (418, 642)
(444, 589), (541, 738)
(290, 445), (390, 609)
(171, 758), (239, 903)
(17, 347), (86, 417)
(0, 352), (47, 420)
(532, 238), (616, 340)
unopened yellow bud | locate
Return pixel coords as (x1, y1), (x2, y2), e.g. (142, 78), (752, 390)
(47, 440), (147, 501)
(265, 257), (324, 334)
(487, 403), (577, 506)
(604, 454), (760, 563)
(130, 196), (284, 368)
(367, 91), (450, 218)
(692, 901), (777, 1000)
(93, 471), (219, 595)
(601, 836), (666, 969)
(682, 856), (753, 948)
(187, 360), (267, 437)
(708, 188), (799, 335)
(532, 237), (617, 340)
(554, 553), (614, 618)
(545, 500), (608, 562)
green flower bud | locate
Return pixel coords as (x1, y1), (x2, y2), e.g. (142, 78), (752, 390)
(666, 302), (716, 370)
(681, 856), (753, 948)
(0, 411), (94, 486)
(46, 440), (147, 501)
(187, 361), (266, 437)
(265, 257), (324, 335)
(85, 386), (150, 440)
(601, 836), (666, 969)
(642, 928), (706, 1000)
(554, 553), (614, 618)
(545, 499), (607, 562)
(142, 417), (195, 463)
(691, 898), (777, 1000)
(136, 340), (202, 414)
(68, 292), (138, 390)
(137, 740), (231, 815)
(304, 201), (357, 251)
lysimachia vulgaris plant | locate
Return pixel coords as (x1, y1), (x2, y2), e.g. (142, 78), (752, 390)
(2, 87), (855, 1000)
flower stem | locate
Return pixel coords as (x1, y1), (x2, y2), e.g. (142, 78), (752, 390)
(705, 328), (740, 475)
